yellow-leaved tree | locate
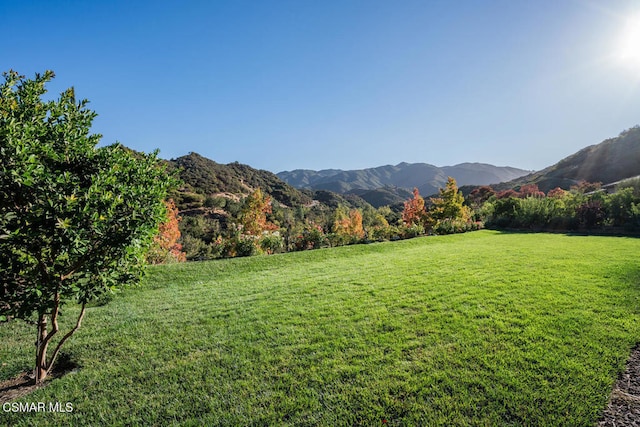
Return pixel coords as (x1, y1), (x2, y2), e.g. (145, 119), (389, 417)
(239, 189), (278, 235)
(427, 177), (472, 228)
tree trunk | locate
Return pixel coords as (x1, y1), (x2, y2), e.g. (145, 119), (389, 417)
(32, 301), (87, 385)
(35, 314), (49, 384)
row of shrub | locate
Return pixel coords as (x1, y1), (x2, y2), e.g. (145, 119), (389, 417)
(179, 220), (482, 261)
(480, 182), (640, 232)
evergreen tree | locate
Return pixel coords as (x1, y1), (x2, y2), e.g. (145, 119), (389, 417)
(428, 177), (471, 226)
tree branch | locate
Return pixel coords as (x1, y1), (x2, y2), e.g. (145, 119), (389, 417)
(61, 237), (105, 281)
(40, 290), (61, 351)
(33, 251), (50, 282)
(47, 301), (86, 372)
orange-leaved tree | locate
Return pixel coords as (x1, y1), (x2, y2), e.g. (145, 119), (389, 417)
(239, 188), (278, 235)
(333, 206), (365, 242)
(146, 199), (186, 264)
(402, 188), (426, 226)
(348, 209), (365, 239)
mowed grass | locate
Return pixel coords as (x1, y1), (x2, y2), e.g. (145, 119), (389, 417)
(1, 230), (640, 426)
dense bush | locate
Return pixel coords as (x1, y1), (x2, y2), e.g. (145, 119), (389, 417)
(433, 219), (483, 235)
(485, 197), (520, 228)
(181, 234), (214, 261)
(482, 183), (640, 233)
(399, 223), (425, 239)
(180, 216), (221, 243)
(231, 235), (259, 257)
(294, 226), (327, 251)
(576, 200), (603, 228)
(605, 187), (636, 227)
(177, 192), (205, 209)
(369, 225), (393, 241)
(259, 234), (284, 254)
(204, 195), (227, 209)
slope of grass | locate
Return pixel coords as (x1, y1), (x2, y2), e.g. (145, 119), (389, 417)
(1, 230), (640, 426)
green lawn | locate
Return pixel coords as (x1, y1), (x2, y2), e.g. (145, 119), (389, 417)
(1, 230), (639, 426)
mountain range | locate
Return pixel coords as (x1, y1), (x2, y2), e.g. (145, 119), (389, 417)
(168, 125), (640, 211)
(277, 163), (531, 197)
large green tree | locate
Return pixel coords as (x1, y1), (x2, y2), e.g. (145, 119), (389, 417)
(0, 70), (178, 383)
(428, 177), (471, 227)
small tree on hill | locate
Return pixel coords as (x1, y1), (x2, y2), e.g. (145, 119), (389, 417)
(348, 209), (365, 239)
(467, 186), (496, 210)
(495, 189), (519, 199)
(332, 206), (365, 244)
(547, 187), (567, 199)
(428, 177), (471, 227)
(0, 70), (178, 383)
(145, 199), (186, 264)
(570, 181), (602, 194)
(239, 188), (278, 236)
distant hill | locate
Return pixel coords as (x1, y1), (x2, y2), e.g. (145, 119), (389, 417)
(167, 152), (371, 211)
(168, 152), (314, 207)
(492, 126), (640, 192)
(305, 189), (375, 210)
(277, 162), (531, 197)
(346, 186), (413, 209)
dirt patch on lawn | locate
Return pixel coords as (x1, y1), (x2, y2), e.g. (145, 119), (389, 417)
(0, 354), (79, 404)
(0, 373), (44, 404)
(599, 345), (640, 426)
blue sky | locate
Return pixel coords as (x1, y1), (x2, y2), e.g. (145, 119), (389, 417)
(2, 0), (640, 172)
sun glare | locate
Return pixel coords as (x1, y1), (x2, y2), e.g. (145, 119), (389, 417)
(614, 12), (640, 70)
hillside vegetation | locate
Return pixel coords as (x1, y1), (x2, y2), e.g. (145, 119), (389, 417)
(169, 153), (314, 208)
(493, 126), (640, 192)
(166, 153), (389, 260)
(1, 231), (639, 426)
(347, 186), (413, 208)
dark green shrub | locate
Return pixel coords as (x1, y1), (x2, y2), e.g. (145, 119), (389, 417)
(487, 197), (521, 228)
(178, 192), (205, 209)
(605, 187), (636, 227)
(369, 225), (392, 241)
(577, 200), (605, 228)
(180, 216), (221, 244)
(233, 236), (258, 257)
(294, 227), (327, 250)
(259, 234), (284, 254)
(399, 223), (425, 239)
(204, 196), (227, 209)
(181, 234), (214, 261)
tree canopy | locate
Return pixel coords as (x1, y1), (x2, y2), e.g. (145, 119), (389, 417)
(428, 177), (471, 226)
(0, 70), (178, 382)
